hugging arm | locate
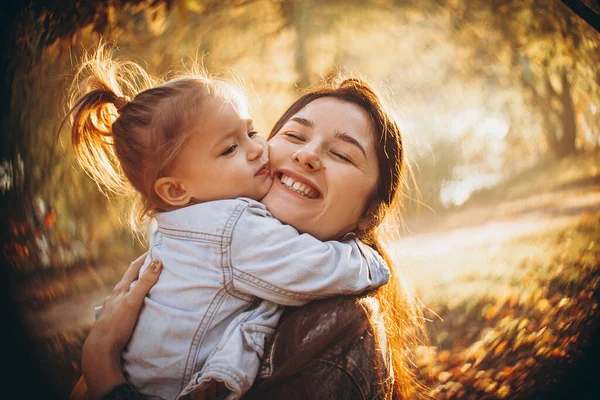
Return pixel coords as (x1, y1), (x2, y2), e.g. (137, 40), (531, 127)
(229, 205), (390, 306)
(183, 204), (390, 399)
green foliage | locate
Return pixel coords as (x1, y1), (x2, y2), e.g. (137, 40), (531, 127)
(438, 0), (600, 157)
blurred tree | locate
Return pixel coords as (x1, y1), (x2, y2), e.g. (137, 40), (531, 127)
(435, 0), (600, 157)
(4, 0), (599, 272)
(3, 0), (299, 272)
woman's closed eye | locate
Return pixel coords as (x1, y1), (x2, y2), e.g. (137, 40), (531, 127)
(332, 151), (353, 164)
(248, 130), (258, 139)
(221, 144), (238, 156)
(283, 132), (305, 142)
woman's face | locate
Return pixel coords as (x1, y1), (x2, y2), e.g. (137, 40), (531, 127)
(261, 97), (380, 240)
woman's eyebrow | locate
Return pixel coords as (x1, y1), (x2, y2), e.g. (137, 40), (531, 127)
(334, 131), (367, 158)
(290, 117), (314, 128)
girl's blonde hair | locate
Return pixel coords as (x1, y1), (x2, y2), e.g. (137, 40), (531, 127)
(60, 45), (248, 227)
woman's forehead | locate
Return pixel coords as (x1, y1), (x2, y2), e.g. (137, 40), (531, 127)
(293, 97), (375, 142)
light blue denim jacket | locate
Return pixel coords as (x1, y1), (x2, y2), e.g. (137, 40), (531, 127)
(122, 198), (390, 400)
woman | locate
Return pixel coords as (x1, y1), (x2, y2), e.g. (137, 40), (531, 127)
(75, 78), (426, 400)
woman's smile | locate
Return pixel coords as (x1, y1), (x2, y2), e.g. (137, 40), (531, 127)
(275, 171), (321, 199)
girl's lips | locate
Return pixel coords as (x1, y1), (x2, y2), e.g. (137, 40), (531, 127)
(255, 161), (270, 176)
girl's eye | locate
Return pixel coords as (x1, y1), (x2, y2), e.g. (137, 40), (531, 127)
(248, 130), (258, 138)
(333, 152), (352, 163)
(221, 144), (238, 156)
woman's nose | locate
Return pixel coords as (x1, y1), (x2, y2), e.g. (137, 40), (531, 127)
(293, 145), (322, 171)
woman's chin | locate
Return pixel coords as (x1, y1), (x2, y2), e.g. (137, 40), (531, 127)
(263, 197), (303, 228)
(262, 180), (341, 239)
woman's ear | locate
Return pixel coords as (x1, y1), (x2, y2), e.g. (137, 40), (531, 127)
(357, 204), (379, 233)
(154, 177), (191, 207)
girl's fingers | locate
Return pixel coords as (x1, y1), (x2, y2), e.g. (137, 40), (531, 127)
(126, 259), (162, 306)
(114, 252), (148, 292)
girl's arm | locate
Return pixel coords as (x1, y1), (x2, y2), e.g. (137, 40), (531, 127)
(229, 204), (390, 306)
(71, 255), (162, 400)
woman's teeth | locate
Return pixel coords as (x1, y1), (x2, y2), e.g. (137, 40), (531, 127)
(280, 174), (319, 198)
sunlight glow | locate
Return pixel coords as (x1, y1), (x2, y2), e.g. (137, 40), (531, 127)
(440, 173), (502, 207)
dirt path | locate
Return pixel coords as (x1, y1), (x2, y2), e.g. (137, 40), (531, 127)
(394, 186), (600, 303)
(24, 286), (112, 337)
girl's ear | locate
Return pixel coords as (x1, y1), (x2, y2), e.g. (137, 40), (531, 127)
(154, 177), (191, 207)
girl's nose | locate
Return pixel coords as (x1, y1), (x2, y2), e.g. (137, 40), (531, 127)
(247, 137), (265, 161)
(293, 145), (322, 171)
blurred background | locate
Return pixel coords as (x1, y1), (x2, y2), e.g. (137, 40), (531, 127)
(1, 0), (599, 398)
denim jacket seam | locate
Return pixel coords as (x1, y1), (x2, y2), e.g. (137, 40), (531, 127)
(181, 288), (228, 389)
(181, 366), (245, 400)
(157, 226), (226, 242)
(231, 267), (325, 300)
(209, 302), (267, 356)
(234, 305), (269, 352)
(193, 364), (245, 388)
(148, 238), (163, 259)
(221, 202), (259, 303)
(202, 365), (244, 384)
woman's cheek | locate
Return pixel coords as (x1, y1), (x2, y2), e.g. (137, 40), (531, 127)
(266, 138), (284, 161)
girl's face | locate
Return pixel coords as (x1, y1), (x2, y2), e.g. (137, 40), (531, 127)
(261, 97), (380, 241)
(167, 98), (272, 204)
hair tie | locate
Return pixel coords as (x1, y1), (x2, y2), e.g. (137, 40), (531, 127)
(114, 96), (130, 112)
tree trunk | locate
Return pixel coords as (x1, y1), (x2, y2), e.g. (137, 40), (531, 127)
(540, 71), (578, 158)
(557, 70), (577, 156)
(291, 0), (311, 89)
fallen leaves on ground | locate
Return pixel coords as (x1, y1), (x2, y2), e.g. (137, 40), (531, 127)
(411, 214), (600, 399)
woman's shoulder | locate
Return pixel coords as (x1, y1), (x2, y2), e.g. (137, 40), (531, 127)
(255, 295), (391, 400)
(279, 295), (387, 347)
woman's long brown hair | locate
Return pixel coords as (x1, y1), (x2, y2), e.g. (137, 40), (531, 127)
(258, 78), (427, 399)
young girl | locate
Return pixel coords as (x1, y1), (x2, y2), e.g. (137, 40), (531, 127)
(63, 47), (390, 400)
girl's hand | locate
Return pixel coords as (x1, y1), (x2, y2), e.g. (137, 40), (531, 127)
(74, 253), (162, 400)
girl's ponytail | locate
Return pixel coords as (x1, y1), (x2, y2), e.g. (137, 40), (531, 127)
(59, 44), (156, 196)
(60, 44), (247, 228)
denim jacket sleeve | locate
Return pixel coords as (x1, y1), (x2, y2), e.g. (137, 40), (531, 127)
(177, 301), (283, 400)
(229, 203), (390, 306)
